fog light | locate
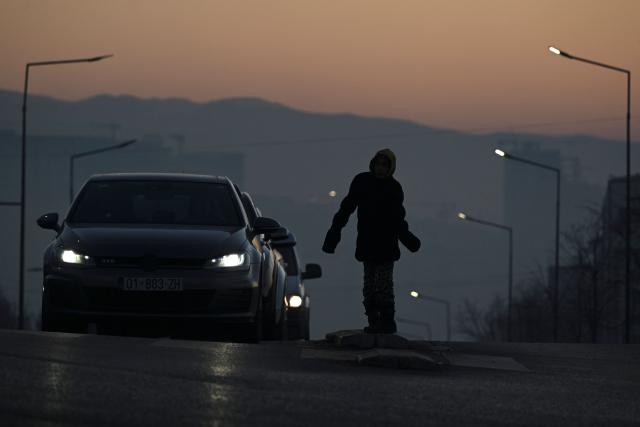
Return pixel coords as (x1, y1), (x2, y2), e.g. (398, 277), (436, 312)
(288, 295), (303, 308)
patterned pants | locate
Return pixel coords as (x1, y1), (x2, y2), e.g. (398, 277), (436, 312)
(362, 261), (395, 316)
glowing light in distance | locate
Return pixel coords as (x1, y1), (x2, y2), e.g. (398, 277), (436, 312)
(329, 190), (337, 197)
(410, 290), (420, 298)
(457, 212), (467, 220)
(495, 149), (506, 157)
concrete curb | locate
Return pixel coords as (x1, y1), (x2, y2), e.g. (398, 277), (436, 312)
(325, 329), (410, 349)
(321, 330), (449, 370)
(321, 330), (530, 372)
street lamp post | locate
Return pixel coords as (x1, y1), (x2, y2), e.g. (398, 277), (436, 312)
(69, 139), (137, 202)
(457, 212), (514, 341)
(409, 290), (451, 341)
(548, 46), (632, 344)
(19, 54), (113, 329)
(495, 148), (561, 341)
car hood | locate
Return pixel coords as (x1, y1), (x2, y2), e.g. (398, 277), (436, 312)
(59, 225), (248, 258)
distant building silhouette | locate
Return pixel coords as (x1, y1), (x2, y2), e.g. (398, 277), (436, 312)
(501, 142), (562, 282)
(500, 141), (601, 283)
(599, 174), (640, 343)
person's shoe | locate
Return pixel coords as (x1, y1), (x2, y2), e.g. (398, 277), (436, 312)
(379, 320), (397, 334)
(378, 311), (397, 334)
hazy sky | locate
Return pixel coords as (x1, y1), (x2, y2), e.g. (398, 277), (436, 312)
(1, 0), (639, 139)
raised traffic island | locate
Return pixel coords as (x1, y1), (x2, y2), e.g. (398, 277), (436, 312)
(321, 329), (448, 370)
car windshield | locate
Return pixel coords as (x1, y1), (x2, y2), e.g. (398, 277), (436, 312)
(69, 180), (242, 226)
(277, 247), (299, 275)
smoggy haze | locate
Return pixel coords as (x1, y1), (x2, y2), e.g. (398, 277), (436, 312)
(1, 0), (639, 139)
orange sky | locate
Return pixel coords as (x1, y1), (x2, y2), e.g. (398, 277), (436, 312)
(1, 0), (639, 139)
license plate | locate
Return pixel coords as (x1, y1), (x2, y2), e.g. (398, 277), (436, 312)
(121, 277), (183, 291)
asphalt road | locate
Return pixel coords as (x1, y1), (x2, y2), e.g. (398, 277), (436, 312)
(1, 329), (639, 426)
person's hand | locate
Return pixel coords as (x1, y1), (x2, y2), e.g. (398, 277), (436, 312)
(407, 235), (421, 252)
(322, 229), (340, 254)
(322, 243), (335, 254)
(400, 231), (421, 253)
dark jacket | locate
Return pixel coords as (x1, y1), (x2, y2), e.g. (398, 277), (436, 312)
(322, 149), (421, 262)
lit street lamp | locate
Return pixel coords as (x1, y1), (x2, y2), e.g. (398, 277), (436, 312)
(457, 211), (514, 341)
(69, 139), (137, 202)
(19, 54), (113, 329)
(409, 290), (451, 341)
(495, 148), (561, 341)
(548, 45), (632, 344)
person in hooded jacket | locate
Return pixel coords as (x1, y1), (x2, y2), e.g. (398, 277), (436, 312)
(322, 148), (421, 334)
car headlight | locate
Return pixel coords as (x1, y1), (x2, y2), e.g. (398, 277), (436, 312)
(205, 253), (249, 270)
(288, 295), (303, 308)
(60, 249), (94, 265)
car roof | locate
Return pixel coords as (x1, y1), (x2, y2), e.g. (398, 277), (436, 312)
(240, 191), (258, 209)
(87, 173), (231, 184)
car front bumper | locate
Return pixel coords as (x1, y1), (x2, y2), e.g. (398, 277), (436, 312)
(43, 264), (260, 323)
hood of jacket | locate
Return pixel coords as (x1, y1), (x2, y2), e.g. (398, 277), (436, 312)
(369, 148), (397, 178)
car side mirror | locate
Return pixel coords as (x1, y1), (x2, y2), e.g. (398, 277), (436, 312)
(301, 263), (322, 280)
(253, 217), (287, 239)
(37, 212), (61, 232)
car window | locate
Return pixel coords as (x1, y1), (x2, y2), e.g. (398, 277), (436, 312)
(69, 180), (242, 226)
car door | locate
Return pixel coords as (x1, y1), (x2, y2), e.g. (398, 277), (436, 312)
(238, 190), (275, 298)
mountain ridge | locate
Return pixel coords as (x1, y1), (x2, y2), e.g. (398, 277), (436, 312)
(0, 89), (442, 136)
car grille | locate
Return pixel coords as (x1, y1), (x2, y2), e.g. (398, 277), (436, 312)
(83, 288), (253, 314)
(210, 289), (253, 313)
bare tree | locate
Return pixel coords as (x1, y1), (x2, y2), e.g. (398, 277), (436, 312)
(512, 264), (553, 342)
(560, 206), (604, 342)
(456, 295), (507, 341)
(457, 265), (553, 342)
(457, 200), (638, 343)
